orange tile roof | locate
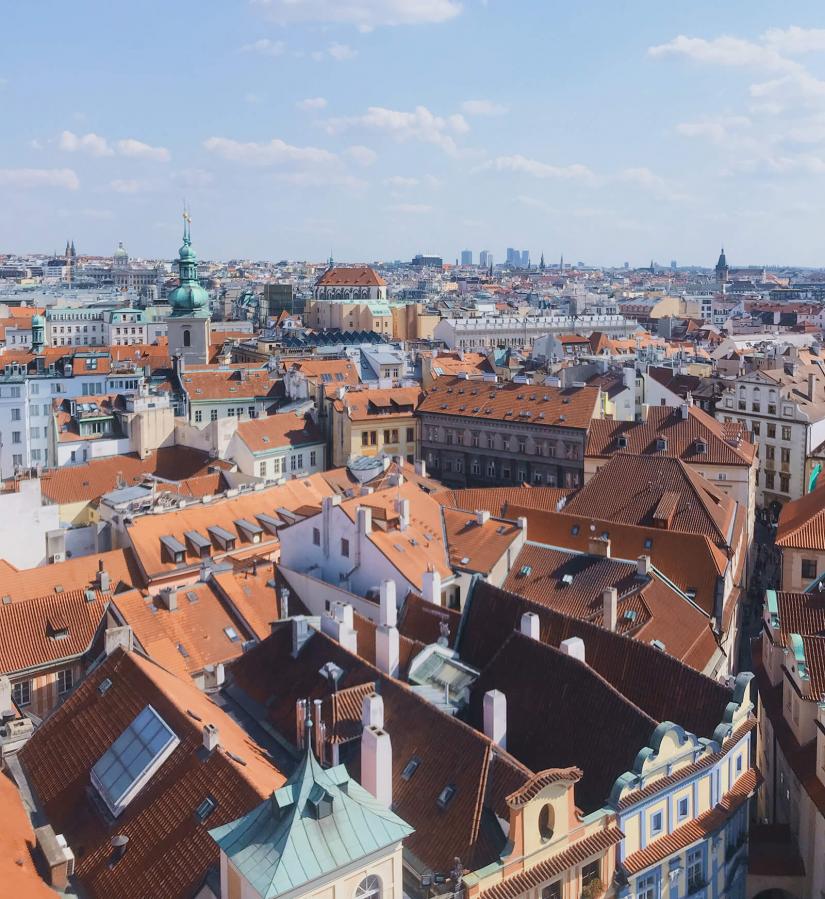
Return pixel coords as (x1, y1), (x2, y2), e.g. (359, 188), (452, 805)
(234, 412), (323, 453)
(436, 485), (574, 516)
(181, 366), (278, 402)
(38, 446), (218, 505)
(586, 405), (755, 466)
(443, 507), (522, 574)
(316, 265), (386, 287)
(126, 474), (335, 579)
(19, 649), (285, 899)
(111, 586), (254, 676)
(425, 351), (494, 378)
(0, 772), (57, 899)
(290, 358), (361, 385)
(210, 564), (280, 641)
(564, 455), (737, 547)
(0, 588), (108, 673)
(776, 484), (825, 549)
(0, 548), (141, 601)
(333, 386), (422, 421)
(419, 377), (599, 430)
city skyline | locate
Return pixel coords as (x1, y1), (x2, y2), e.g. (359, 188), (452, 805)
(4, 2), (825, 264)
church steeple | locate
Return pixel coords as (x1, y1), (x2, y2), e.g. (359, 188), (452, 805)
(539, 251), (545, 272)
(715, 246), (729, 284)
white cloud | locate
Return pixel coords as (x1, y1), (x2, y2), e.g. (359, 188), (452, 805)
(648, 35), (797, 72)
(483, 154), (595, 181)
(204, 136), (338, 167)
(515, 195), (553, 211)
(297, 97), (327, 110)
(116, 138), (170, 162)
(461, 99), (508, 116)
(762, 26), (825, 55)
(173, 168), (215, 188)
(252, 0), (461, 30)
(274, 172), (366, 188)
(389, 203), (433, 213)
(241, 38), (286, 57)
(325, 105), (469, 154)
(313, 42), (357, 61)
(345, 145), (378, 166)
(676, 116), (752, 144)
(0, 168), (79, 190)
(59, 130), (114, 157)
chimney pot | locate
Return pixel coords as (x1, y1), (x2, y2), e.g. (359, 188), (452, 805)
(520, 611), (540, 640)
(422, 569), (442, 606)
(376, 624), (400, 677)
(361, 725), (392, 806)
(603, 587), (618, 632)
(637, 555), (651, 577)
(361, 692), (384, 728)
(483, 689), (507, 749)
(560, 636), (586, 663)
(475, 509), (491, 526)
(587, 535), (611, 558)
(379, 580), (397, 627)
(202, 723), (219, 753)
(357, 505), (373, 536)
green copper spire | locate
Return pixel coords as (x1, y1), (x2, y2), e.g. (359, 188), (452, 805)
(168, 208), (210, 317)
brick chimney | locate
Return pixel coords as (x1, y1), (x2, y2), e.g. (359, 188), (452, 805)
(587, 535), (611, 558)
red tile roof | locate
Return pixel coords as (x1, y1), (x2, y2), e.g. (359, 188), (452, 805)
(19, 649), (285, 899)
(436, 486), (574, 516)
(419, 377), (600, 430)
(586, 405), (755, 466)
(333, 386), (421, 421)
(316, 265), (386, 287)
(443, 507), (522, 574)
(776, 484), (825, 549)
(234, 412), (323, 453)
(181, 366), (278, 402)
(0, 772), (57, 899)
(0, 589), (108, 673)
(0, 548), (141, 600)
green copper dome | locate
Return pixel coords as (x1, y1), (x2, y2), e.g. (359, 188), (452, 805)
(169, 212), (210, 317)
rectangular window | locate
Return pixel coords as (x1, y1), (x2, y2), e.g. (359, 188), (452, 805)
(259, 461), (267, 477)
(581, 861), (600, 889)
(210, 409), (218, 421)
(781, 447), (790, 464)
(406, 427), (414, 442)
(751, 421), (760, 436)
(384, 429), (391, 443)
(782, 425), (792, 441)
(194, 410), (203, 423)
(370, 431), (377, 445)
(686, 848), (704, 892)
(340, 538), (350, 558)
(12, 454), (22, 467)
(541, 884), (561, 899)
(650, 811), (663, 835)
(12, 680), (31, 707)
(296, 454), (303, 468)
(313, 527), (320, 546)
(765, 445), (775, 461)
(780, 473), (790, 493)
(362, 431), (369, 446)
(767, 424), (776, 439)
(637, 874), (656, 899)
(10, 408), (20, 421)
(677, 796), (689, 819)
(391, 428), (399, 443)
(57, 668), (73, 695)
(11, 431), (20, 444)
(765, 471), (775, 489)
(310, 451), (317, 466)
(802, 558), (818, 580)
(228, 407), (236, 416)
(248, 406), (255, 418)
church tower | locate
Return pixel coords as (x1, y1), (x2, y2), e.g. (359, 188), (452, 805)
(166, 211), (211, 365)
(715, 247), (729, 285)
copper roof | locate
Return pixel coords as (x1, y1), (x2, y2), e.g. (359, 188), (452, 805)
(19, 649), (285, 899)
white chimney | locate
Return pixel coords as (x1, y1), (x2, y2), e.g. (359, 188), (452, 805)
(376, 624), (400, 677)
(680, 402), (690, 420)
(560, 636), (586, 663)
(422, 568), (441, 605)
(0, 675), (12, 717)
(379, 580), (397, 627)
(414, 459), (427, 478)
(517, 516), (528, 532)
(603, 587), (618, 632)
(321, 603), (358, 654)
(361, 725), (392, 806)
(361, 692), (384, 728)
(202, 723), (219, 753)
(483, 689), (507, 749)
(357, 505), (372, 536)
(397, 499), (410, 531)
(162, 587), (178, 611)
(520, 611), (540, 640)
(291, 616), (311, 656)
(637, 555), (651, 577)
(97, 558), (111, 592)
(104, 625), (133, 656)
(476, 509), (491, 526)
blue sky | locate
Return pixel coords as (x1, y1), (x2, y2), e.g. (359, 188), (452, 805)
(4, 1), (825, 266)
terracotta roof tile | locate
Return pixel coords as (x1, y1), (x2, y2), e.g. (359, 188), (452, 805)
(443, 507), (522, 574)
(290, 358), (360, 385)
(586, 405), (755, 466)
(0, 589), (108, 673)
(182, 366), (278, 402)
(333, 386), (421, 421)
(0, 772), (57, 899)
(436, 486), (575, 516)
(419, 377), (599, 430)
(234, 412), (323, 453)
(316, 265), (386, 287)
(398, 592), (462, 648)
(776, 484), (825, 549)
(19, 649), (285, 899)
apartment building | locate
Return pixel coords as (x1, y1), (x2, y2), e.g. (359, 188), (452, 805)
(226, 411), (325, 480)
(175, 362), (280, 427)
(752, 589), (825, 898)
(304, 265), (393, 335)
(417, 375), (600, 489)
(329, 386), (420, 466)
(775, 486), (825, 591)
(716, 363), (825, 508)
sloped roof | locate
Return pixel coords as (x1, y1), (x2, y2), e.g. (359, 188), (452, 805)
(776, 484), (825, 549)
(333, 386), (422, 421)
(469, 632), (657, 813)
(418, 377), (599, 430)
(564, 455), (737, 548)
(0, 588), (109, 673)
(443, 507), (522, 575)
(435, 485), (574, 516)
(19, 649), (285, 899)
(459, 581), (732, 741)
(211, 738), (412, 899)
(234, 412), (324, 453)
(586, 405), (755, 466)
(0, 548), (141, 600)
(316, 265), (386, 287)
(182, 367), (278, 402)
(0, 772), (57, 898)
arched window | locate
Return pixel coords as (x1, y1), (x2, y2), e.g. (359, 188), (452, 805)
(355, 876), (382, 899)
(183, 328), (191, 347)
(538, 803), (555, 842)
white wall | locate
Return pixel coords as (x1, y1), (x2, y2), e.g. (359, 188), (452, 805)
(0, 479), (60, 568)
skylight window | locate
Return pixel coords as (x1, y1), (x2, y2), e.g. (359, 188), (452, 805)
(91, 705), (179, 818)
(224, 626), (240, 642)
(195, 796), (217, 822)
(437, 784), (457, 809)
(401, 757), (421, 780)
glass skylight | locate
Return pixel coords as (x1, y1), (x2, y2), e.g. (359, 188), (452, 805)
(91, 705), (179, 817)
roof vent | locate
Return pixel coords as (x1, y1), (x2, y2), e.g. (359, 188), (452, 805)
(518, 565), (532, 577)
(651, 639), (666, 651)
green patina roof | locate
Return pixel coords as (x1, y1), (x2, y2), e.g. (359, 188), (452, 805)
(170, 212), (210, 317)
(210, 735), (413, 898)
